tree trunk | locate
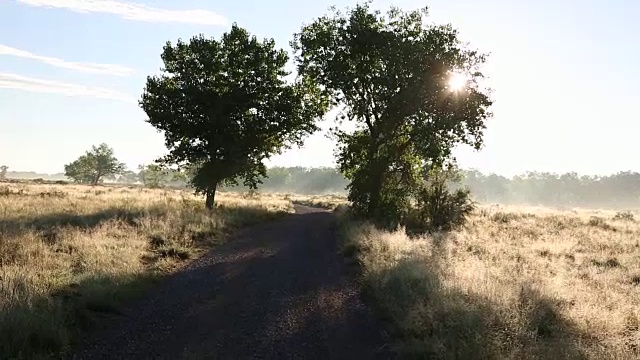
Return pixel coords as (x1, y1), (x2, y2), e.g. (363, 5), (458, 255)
(205, 188), (216, 210)
(367, 154), (386, 220)
(365, 133), (386, 220)
(366, 160), (385, 219)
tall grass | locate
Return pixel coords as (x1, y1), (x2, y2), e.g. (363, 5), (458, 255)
(338, 205), (640, 359)
(289, 193), (349, 210)
(0, 183), (292, 359)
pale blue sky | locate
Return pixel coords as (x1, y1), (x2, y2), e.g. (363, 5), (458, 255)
(1, 0), (638, 176)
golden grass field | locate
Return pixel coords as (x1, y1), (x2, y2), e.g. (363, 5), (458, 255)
(3, 181), (640, 359)
(0, 182), (293, 359)
(338, 204), (640, 359)
(289, 193), (349, 210)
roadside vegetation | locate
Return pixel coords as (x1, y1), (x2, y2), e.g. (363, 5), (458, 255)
(0, 182), (291, 359)
(337, 205), (640, 359)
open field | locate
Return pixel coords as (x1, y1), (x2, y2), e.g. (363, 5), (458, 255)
(338, 204), (640, 359)
(0, 182), (292, 359)
(4, 181), (640, 359)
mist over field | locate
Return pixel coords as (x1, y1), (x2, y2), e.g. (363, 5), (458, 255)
(5, 166), (640, 210)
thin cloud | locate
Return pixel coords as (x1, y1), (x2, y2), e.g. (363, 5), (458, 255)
(0, 44), (134, 76)
(0, 72), (136, 103)
(17, 0), (228, 26)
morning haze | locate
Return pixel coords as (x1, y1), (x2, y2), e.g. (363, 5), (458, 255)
(2, 2), (640, 359)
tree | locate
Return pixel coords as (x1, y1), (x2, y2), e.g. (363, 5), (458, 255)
(260, 167), (293, 191)
(64, 143), (126, 185)
(141, 25), (328, 209)
(293, 3), (493, 226)
(138, 164), (171, 188)
(117, 170), (140, 184)
(0, 165), (7, 181)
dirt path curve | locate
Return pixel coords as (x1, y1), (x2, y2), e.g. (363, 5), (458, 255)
(71, 205), (393, 360)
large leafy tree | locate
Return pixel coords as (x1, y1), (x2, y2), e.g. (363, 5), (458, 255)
(64, 143), (126, 185)
(292, 3), (493, 226)
(141, 24), (328, 209)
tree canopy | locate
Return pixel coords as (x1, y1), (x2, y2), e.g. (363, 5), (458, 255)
(293, 3), (493, 226)
(138, 164), (171, 188)
(141, 24), (329, 209)
(64, 143), (126, 185)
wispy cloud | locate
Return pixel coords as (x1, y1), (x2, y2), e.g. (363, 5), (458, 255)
(0, 72), (136, 103)
(17, 0), (228, 26)
(0, 44), (134, 76)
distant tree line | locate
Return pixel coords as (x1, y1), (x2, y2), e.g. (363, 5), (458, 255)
(256, 168), (640, 209)
(226, 167), (349, 194)
(110, 165), (349, 195)
(5, 156), (640, 208)
(461, 170), (640, 209)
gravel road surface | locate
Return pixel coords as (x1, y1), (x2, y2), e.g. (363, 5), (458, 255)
(71, 205), (393, 360)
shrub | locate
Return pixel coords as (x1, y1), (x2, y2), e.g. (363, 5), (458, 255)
(491, 211), (521, 224)
(613, 211), (635, 222)
(242, 189), (260, 200)
(588, 216), (616, 231)
(0, 186), (24, 196)
(405, 171), (475, 234)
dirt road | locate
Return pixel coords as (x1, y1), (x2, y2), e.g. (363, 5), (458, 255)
(71, 205), (392, 359)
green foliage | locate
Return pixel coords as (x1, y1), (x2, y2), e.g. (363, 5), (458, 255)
(227, 166), (349, 195)
(0, 165), (7, 180)
(138, 164), (171, 188)
(141, 24), (329, 208)
(63, 144), (126, 185)
(117, 170), (140, 184)
(260, 166), (292, 189)
(406, 166), (475, 234)
(169, 169), (189, 184)
(293, 3), (492, 227)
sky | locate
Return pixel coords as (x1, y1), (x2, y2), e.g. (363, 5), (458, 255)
(0, 0), (638, 176)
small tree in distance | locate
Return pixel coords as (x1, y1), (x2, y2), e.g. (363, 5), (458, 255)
(0, 165), (7, 181)
(64, 143), (126, 185)
(141, 24), (329, 209)
(119, 170), (140, 184)
(138, 164), (170, 188)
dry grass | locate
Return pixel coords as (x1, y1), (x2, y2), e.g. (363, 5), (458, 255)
(289, 193), (348, 210)
(338, 204), (640, 359)
(0, 182), (292, 359)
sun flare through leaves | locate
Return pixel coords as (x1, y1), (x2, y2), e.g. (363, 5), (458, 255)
(447, 71), (468, 92)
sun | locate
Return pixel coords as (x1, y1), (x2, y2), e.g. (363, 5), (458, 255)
(447, 72), (467, 92)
